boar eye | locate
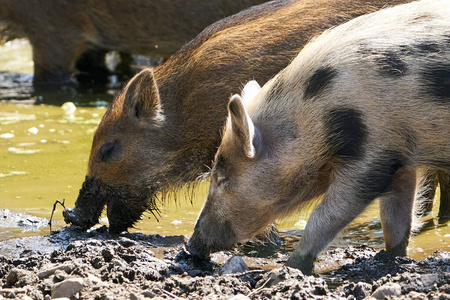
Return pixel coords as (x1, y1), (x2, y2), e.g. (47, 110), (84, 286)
(98, 140), (121, 162)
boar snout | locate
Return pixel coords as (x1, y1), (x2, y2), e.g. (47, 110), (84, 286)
(188, 212), (239, 259)
(63, 177), (107, 230)
(63, 207), (98, 230)
(186, 236), (211, 261)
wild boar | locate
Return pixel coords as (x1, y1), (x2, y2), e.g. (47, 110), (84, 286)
(0, 0), (268, 87)
(187, 0), (450, 274)
(63, 0), (414, 233)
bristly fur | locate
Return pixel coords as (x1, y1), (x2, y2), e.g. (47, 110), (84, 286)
(71, 0), (416, 233)
(189, 0), (450, 274)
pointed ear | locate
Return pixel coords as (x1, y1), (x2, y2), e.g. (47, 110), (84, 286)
(240, 80), (261, 105)
(228, 94), (256, 158)
(123, 69), (162, 121)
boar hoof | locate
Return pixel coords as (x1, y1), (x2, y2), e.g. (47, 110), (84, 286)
(285, 253), (315, 275)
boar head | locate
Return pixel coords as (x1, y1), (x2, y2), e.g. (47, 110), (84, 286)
(188, 81), (286, 258)
(64, 69), (180, 233)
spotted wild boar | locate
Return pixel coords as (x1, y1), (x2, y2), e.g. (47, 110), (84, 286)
(63, 0), (414, 233)
(187, 0), (450, 274)
(0, 0), (269, 87)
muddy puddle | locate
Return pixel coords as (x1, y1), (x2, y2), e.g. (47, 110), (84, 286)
(1, 39), (450, 299)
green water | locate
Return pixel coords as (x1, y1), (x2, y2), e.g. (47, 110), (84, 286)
(0, 40), (449, 262)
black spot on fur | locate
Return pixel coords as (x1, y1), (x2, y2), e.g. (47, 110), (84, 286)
(303, 66), (337, 100)
(415, 42), (441, 54)
(421, 64), (450, 102)
(325, 108), (367, 160)
(376, 51), (407, 77)
(358, 151), (405, 200)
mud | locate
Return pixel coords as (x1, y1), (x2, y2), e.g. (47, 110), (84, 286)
(0, 224), (449, 300)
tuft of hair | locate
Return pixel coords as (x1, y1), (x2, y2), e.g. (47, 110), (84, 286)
(240, 80), (261, 106)
(411, 169), (435, 234)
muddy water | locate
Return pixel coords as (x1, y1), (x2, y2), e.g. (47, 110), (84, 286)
(1, 40), (449, 263)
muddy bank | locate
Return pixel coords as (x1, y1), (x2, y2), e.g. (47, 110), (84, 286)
(0, 226), (449, 300)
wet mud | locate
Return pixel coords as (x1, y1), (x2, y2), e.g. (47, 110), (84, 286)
(0, 223), (449, 299)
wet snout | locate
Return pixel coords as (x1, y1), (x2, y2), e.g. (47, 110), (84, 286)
(63, 177), (108, 230)
(187, 209), (238, 259)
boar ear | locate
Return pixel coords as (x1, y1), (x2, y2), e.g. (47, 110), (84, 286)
(240, 80), (261, 105)
(123, 69), (162, 121)
(228, 94), (256, 158)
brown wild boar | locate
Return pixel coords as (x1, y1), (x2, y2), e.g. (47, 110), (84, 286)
(0, 0), (268, 87)
(63, 0), (414, 233)
(187, 0), (450, 274)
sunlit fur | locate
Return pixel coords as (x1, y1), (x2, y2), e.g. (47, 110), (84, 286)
(190, 0), (450, 274)
(69, 0), (415, 231)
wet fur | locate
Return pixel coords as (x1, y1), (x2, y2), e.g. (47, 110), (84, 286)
(71, 0), (414, 231)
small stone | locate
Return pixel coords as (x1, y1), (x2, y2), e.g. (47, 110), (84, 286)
(102, 248), (115, 262)
(6, 268), (38, 288)
(407, 291), (427, 300)
(130, 292), (142, 300)
(112, 259), (127, 268)
(54, 270), (68, 282)
(51, 277), (84, 298)
(38, 263), (75, 279)
(218, 256), (249, 275)
(351, 282), (373, 298)
(142, 290), (155, 298)
(372, 283), (401, 299)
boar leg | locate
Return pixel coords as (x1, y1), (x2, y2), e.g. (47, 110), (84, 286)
(437, 171), (450, 218)
(420, 170), (438, 215)
(286, 172), (379, 274)
(31, 36), (85, 87)
(379, 169), (416, 256)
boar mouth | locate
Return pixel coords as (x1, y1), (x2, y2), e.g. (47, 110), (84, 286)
(64, 176), (157, 233)
(187, 219), (238, 260)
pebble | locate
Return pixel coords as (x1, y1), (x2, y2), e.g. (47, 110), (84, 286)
(407, 291), (428, 300)
(37, 263), (75, 279)
(142, 290), (156, 298)
(218, 256), (249, 275)
(112, 258), (127, 268)
(6, 268), (38, 287)
(51, 277), (84, 298)
(372, 283), (402, 299)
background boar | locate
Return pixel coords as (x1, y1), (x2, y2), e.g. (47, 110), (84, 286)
(63, 0), (414, 233)
(0, 0), (268, 87)
(188, 0), (450, 274)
